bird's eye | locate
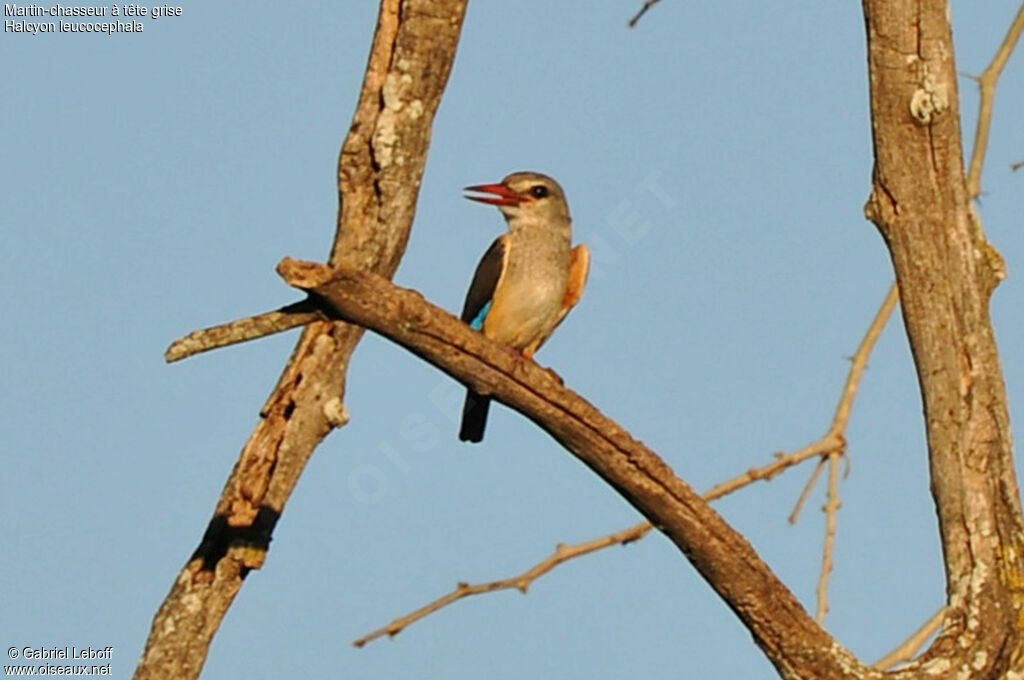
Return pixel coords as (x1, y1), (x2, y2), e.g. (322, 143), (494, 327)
(530, 185), (549, 199)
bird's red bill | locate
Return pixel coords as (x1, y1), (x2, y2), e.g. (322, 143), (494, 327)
(464, 183), (521, 206)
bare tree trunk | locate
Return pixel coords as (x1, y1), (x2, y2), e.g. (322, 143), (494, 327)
(133, 2), (467, 678)
(861, 1), (1024, 673)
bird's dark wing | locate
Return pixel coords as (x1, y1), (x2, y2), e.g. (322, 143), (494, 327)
(460, 235), (509, 327)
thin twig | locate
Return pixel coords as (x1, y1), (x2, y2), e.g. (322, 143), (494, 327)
(353, 523), (652, 647)
(1012, 160), (1024, 172)
(966, 1), (1024, 199)
(703, 436), (838, 501)
(827, 283), (899, 434)
(354, 285), (900, 646)
(352, 439), (829, 647)
(135, 3), (470, 677)
(628, 0), (663, 28)
(789, 457), (827, 524)
(790, 281), (899, 524)
(794, 284), (898, 621)
(164, 299), (324, 363)
(872, 607), (948, 669)
(815, 451), (842, 623)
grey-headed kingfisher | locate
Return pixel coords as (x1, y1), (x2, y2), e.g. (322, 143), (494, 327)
(458, 172), (590, 443)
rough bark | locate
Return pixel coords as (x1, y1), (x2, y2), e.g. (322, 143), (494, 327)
(133, 2), (467, 678)
(861, 1), (1024, 676)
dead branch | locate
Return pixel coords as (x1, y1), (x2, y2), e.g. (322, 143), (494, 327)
(862, 0), (1024, 673)
(133, 3), (469, 679)
(353, 284), (899, 646)
(165, 300), (325, 363)
(281, 257), (868, 678)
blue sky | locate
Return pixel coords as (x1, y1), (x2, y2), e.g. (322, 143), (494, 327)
(3, 2), (1023, 678)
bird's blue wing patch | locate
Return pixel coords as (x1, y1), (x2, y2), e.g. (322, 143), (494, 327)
(470, 300), (491, 330)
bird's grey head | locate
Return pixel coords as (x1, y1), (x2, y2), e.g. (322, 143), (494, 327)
(464, 171), (571, 227)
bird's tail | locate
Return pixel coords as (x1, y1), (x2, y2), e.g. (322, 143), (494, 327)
(459, 390), (491, 443)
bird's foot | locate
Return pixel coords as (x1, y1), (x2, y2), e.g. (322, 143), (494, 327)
(514, 348), (562, 383)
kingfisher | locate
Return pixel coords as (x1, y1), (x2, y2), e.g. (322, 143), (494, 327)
(458, 172), (590, 443)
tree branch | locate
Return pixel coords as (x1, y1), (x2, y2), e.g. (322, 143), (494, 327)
(872, 607), (948, 670)
(133, 3), (468, 678)
(965, 1), (1024, 200)
(352, 283), (899, 648)
(815, 451), (842, 623)
(281, 258), (870, 679)
(789, 456), (828, 524)
(628, 0), (663, 28)
(164, 300), (325, 363)
(861, 0), (1024, 673)
(353, 522), (652, 647)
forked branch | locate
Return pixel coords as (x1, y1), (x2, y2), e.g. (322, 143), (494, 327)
(133, 3), (470, 678)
